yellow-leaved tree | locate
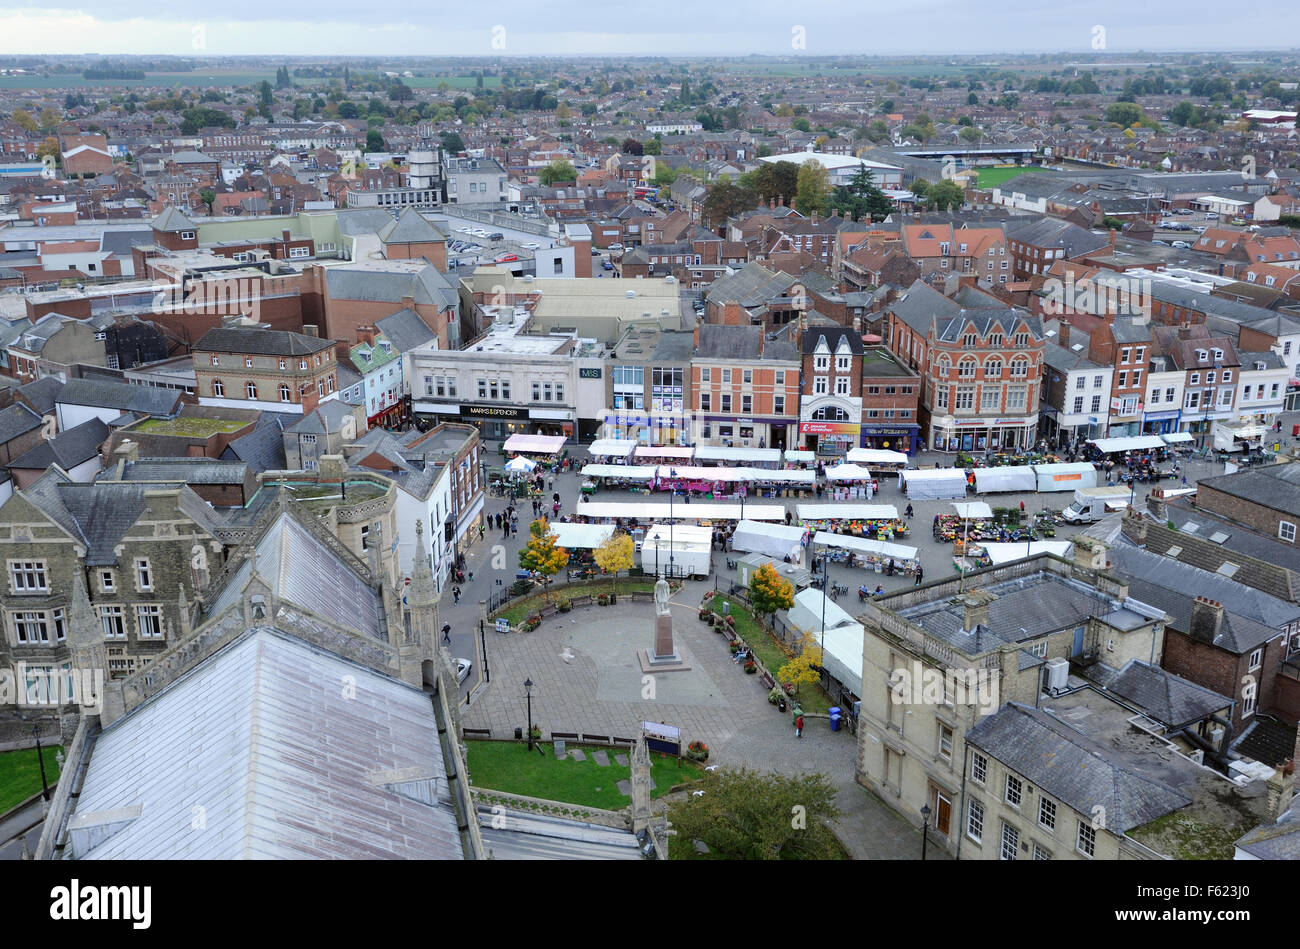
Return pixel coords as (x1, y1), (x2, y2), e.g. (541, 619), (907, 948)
(519, 517), (569, 591)
(592, 531), (634, 599)
(778, 631), (824, 700)
(748, 561), (794, 621)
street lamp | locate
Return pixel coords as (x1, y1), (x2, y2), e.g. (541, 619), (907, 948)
(920, 803), (931, 860)
(32, 725), (49, 801)
(524, 678), (534, 751)
(667, 467), (676, 579)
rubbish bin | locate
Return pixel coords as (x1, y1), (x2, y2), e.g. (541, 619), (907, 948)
(828, 706), (842, 732)
(514, 727), (523, 740)
(1293, 424), (1299, 438)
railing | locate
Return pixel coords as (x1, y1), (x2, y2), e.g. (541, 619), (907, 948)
(469, 786), (631, 830)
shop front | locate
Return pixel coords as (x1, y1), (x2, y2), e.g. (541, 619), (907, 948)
(859, 423), (920, 455)
(800, 420), (860, 457)
(929, 415), (1037, 453)
(411, 401), (573, 441)
(701, 415), (793, 451)
(1141, 410), (1181, 436)
(600, 410), (694, 446)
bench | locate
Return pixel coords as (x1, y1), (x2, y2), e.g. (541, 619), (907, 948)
(464, 728), (492, 738)
(760, 672), (775, 689)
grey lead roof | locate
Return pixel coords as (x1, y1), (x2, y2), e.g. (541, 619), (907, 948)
(8, 418), (108, 472)
(55, 378), (181, 416)
(965, 702), (1192, 834)
(1091, 659), (1231, 729)
(0, 403), (42, 445)
(68, 626), (463, 860)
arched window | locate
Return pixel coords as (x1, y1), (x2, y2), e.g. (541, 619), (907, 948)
(279, 383), (291, 403)
(984, 358), (1003, 378)
(936, 356), (951, 377)
(1010, 358), (1028, 378)
(212, 379), (224, 397)
(958, 357), (977, 379)
(812, 406), (851, 421)
(246, 381), (258, 399)
(987, 333), (1002, 348)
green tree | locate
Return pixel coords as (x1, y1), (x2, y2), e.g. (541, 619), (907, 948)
(643, 136), (662, 156)
(926, 178), (965, 211)
(748, 561), (795, 620)
(337, 100), (360, 119)
(753, 160), (800, 205)
(439, 130), (465, 154)
(652, 163), (678, 187)
(792, 117), (811, 133)
(199, 189), (215, 212)
(794, 159), (831, 216)
(258, 80), (273, 118)
(667, 767), (842, 860)
(539, 159), (577, 186)
(519, 517), (569, 584)
(701, 181), (758, 229)
(1105, 102), (1143, 126)
(365, 129), (385, 152)
(593, 532), (635, 599)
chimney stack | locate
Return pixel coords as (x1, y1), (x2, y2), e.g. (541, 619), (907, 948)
(961, 590), (995, 633)
(693, 323), (700, 348)
(1189, 597), (1224, 643)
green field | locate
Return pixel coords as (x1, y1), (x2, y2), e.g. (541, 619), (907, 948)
(0, 746), (62, 815)
(405, 75), (502, 90)
(466, 740), (701, 809)
(976, 164), (1049, 189)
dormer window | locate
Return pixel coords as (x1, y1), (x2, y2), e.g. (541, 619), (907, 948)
(1195, 349), (1208, 362)
(1212, 348), (1223, 361)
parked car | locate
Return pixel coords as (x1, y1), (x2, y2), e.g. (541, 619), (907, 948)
(495, 253), (519, 262)
(1171, 241), (1191, 249)
(488, 232), (504, 241)
(523, 241), (541, 250)
(454, 658), (472, 683)
(602, 260), (613, 270)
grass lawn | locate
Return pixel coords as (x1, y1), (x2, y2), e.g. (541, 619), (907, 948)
(0, 747), (61, 815)
(497, 577), (658, 626)
(976, 165), (1048, 189)
(466, 740), (702, 809)
(134, 417), (248, 437)
(710, 594), (835, 715)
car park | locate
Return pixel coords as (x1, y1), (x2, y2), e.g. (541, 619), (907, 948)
(488, 232), (504, 241)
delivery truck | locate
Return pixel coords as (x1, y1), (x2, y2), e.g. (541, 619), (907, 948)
(1060, 486), (1133, 524)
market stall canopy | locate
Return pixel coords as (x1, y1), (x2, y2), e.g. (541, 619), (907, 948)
(580, 464), (658, 480)
(846, 448), (909, 467)
(504, 455), (537, 473)
(981, 541), (1073, 565)
(1032, 462), (1098, 492)
(783, 450), (815, 463)
(586, 439), (638, 460)
(547, 523), (616, 550)
(730, 520), (806, 561)
(693, 445), (783, 466)
(825, 463), (876, 482)
(813, 530), (917, 561)
(1088, 435), (1165, 454)
(634, 445), (694, 460)
(819, 622), (865, 699)
(577, 502), (785, 522)
(951, 502), (993, 520)
(1160, 432), (1194, 445)
(899, 468), (968, 500)
(656, 465), (815, 484)
(787, 587), (858, 636)
(972, 465), (1036, 494)
(503, 433), (568, 455)
(796, 503), (899, 522)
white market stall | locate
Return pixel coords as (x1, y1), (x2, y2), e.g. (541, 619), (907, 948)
(1032, 462), (1099, 492)
(820, 622), (865, 701)
(576, 501), (785, 522)
(1089, 435), (1166, 454)
(813, 531), (919, 573)
(504, 455), (537, 475)
(503, 433), (569, 456)
(846, 447), (909, 470)
(784, 449), (816, 465)
(1161, 432), (1194, 446)
(786, 587), (858, 637)
(730, 520), (806, 562)
(899, 468), (968, 500)
(825, 463), (876, 482)
(796, 503), (899, 522)
(973, 465), (1037, 494)
(950, 502), (993, 521)
(980, 541), (1073, 565)
(580, 464), (658, 480)
(638, 523), (712, 577)
(634, 445), (695, 462)
(586, 439), (638, 461)
(693, 445), (783, 468)
(548, 522), (616, 551)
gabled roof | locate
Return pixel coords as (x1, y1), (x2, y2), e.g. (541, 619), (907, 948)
(378, 207), (446, 245)
(152, 205), (197, 233)
(375, 308), (437, 354)
(16, 376), (65, 415)
(1091, 659), (1231, 729)
(193, 327), (334, 357)
(8, 417), (108, 471)
(0, 402), (42, 445)
(966, 703), (1192, 834)
(220, 411), (287, 473)
(55, 378), (182, 417)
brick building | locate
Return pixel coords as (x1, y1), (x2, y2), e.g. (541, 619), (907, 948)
(797, 324), (862, 457)
(690, 323), (800, 450)
(193, 327), (338, 415)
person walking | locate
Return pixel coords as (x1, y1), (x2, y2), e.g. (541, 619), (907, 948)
(795, 714), (804, 738)
(905, 503), (914, 519)
(1019, 500), (1025, 515)
(442, 623), (452, 644)
(452, 586), (461, 604)
(478, 522), (485, 541)
(914, 565), (924, 587)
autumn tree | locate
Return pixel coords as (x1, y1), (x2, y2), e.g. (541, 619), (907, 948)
(519, 517), (569, 586)
(11, 109), (37, 133)
(35, 137), (60, 164)
(667, 766), (842, 860)
(794, 159), (830, 216)
(777, 631), (824, 700)
(593, 531), (635, 598)
(702, 180), (758, 229)
(748, 562), (794, 620)
(38, 107), (60, 132)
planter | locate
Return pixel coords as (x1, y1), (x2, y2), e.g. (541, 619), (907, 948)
(744, 661), (757, 674)
(597, 594), (610, 606)
(686, 740), (709, 762)
(557, 601), (572, 613)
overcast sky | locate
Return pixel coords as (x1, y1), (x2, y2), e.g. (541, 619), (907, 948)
(0, 3), (1297, 57)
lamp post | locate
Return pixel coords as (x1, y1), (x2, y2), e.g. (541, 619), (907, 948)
(668, 467), (676, 580)
(524, 678), (534, 751)
(920, 803), (931, 860)
(32, 725), (49, 801)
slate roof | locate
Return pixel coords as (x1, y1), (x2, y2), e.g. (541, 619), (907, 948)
(1197, 464), (1300, 518)
(966, 703), (1192, 835)
(802, 325), (864, 356)
(55, 378), (181, 416)
(66, 626), (463, 860)
(17, 376), (66, 416)
(375, 308), (437, 354)
(193, 327), (334, 357)
(220, 412), (288, 473)
(0, 403), (42, 445)
(324, 263), (458, 310)
(286, 400), (356, 436)
(1164, 497), (1300, 583)
(114, 457), (249, 485)
(1005, 217), (1109, 258)
(1091, 659), (1232, 729)
(8, 418), (108, 471)
(704, 262), (796, 309)
(151, 205), (197, 233)
(378, 207), (446, 245)
(1235, 804), (1300, 860)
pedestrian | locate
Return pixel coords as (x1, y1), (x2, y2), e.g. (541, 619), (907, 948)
(905, 503), (914, 519)
(478, 523), (485, 540)
(511, 520), (518, 537)
(1019, 500), (1025, 514)
(914, 566), (924, 587)
(442, 623), (451, 644)
(452, 586), (461, 603)
(468, 569), (474, 582)
(795, 714), (804, 738)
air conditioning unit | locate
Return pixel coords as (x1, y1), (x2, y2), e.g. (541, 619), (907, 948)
(1187, 749), (1204, 765)
(1209, 726), (1225, 750)
(1043, 657), (1069, 694)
